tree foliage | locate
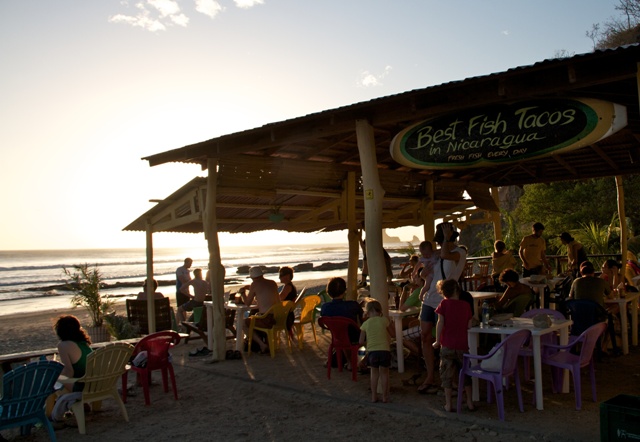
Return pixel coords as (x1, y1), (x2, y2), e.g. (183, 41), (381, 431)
(589, 0), (640, 48)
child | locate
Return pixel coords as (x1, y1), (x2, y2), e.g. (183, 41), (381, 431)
(433, 279), (476, 413)
(359, 300), (391, 403)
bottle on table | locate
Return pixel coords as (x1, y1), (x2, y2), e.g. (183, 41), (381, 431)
(481, 301), (490, 326)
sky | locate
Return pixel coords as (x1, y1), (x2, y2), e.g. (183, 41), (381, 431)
(0, 0), (621, 251)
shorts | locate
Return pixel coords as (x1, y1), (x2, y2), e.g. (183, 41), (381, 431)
(420, 304), (437, 324)
(402, 325), (421, 340)
(439, 347), (469, 389)
(367, 350), (391, 368)
(180, 299), (204, 311)
(245, 313), (276, 329)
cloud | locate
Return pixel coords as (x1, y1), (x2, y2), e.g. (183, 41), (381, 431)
(109, 0), (189, 31)
(357, 65), (392, 87)
(234, 0), (264, 8)
(195, 0), (224, 18)
(501, 30), (510, 36)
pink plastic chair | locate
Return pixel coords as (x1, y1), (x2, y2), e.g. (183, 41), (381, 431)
(318, 316), (360, 382)
(458, 329), (531, 421)
(122, 331), (181, 406)
(519, 308), (566, 380)
(541, 322), (606, 410)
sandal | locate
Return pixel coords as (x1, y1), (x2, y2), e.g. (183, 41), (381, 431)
(417, 384), (439, 395)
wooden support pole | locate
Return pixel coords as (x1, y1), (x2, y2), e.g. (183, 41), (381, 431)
(346, 171), (359, 300)
(491, 187), (502, 241)
(422, 180), (435, 242)
(205, 158), (227, 361)
(145, 221), (156, 333)
(616, 175), (628, 267)
(356, 119), (387, 311)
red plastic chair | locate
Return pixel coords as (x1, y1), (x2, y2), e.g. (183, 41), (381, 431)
(122, 331), (181, 406)
(318, 316), (360, 382)
(458, 329), (531, 421)
(541, 321), (606, 410)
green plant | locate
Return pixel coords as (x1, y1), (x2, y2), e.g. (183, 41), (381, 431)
(64, 263), (115, 327)
(104, 313), (140, 340)
(398, 242), (416, 257)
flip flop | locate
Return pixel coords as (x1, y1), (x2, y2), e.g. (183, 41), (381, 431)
(418, 384), (439, 395)
(233, 350), (242, 360)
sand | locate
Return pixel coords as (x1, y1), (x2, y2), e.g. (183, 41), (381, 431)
(1, 277), (639, 442)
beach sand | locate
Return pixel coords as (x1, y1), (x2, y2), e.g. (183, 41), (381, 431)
(1, 276), (639, 441)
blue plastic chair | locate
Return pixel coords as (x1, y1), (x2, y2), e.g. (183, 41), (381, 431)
(0, 360), (64, 441)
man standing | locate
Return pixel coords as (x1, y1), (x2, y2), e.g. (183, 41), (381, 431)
(519, 222), (551, 277)
(241, 266), (280, 354)
(176, 257), (193, 307)
(418, 223), (467, 394)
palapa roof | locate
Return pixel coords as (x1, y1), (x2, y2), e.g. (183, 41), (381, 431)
(125, 45), (640, 235)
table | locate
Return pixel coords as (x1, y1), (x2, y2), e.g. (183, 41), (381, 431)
(468, 291), (501, 319)
(204, 301), (253, 352)
(605, 291), (639, 355)
(388, 306), (420, 373)
(467, 317), (572, 410)
(520, 276), (563, 308)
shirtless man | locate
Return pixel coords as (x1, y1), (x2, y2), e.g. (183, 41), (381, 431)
(175, 257), (193, 307)
(241, 266), (280, 353)
(177, 268), (210, 323)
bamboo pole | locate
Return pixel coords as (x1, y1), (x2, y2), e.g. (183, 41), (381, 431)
(346, 171), (359, 300)
(145, 221), (156, 333)
(205, 158), (227, 361)
(491, 187), (502, 241)
(355, 119), (387, 311)
(616, 175), (628, 268)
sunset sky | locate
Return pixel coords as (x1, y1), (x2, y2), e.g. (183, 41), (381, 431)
(0, 0), (619, 250)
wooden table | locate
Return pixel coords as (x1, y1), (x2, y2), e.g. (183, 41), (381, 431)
(467, 317), (572, 410)
(468, 291), (501, 319)
(605, 291), (639, 355)
(388, 307), (420, 373)
(204, 301), (254, 352)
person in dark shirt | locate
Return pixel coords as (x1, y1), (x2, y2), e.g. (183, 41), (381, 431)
(320, 277), (363, 342)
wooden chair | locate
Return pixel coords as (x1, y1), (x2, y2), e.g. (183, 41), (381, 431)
(182, 306), (236, 345)
(126, 298), (173, 335)
(63, 343), (134, 435)
(0, 360), (64, 441)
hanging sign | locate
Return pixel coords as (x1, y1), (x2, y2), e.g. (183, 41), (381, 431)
(390, 98), (627, 169)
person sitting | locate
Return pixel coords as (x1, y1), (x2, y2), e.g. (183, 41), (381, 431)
(50, 315), (93, 423)
(177, 268), (210, 323)
(278, 266), (297, 302)
(491, 240), (516, 290)
(320, 277), (363, 343)
(494, 269), (534, 317)
(241, 266), (280, 354)
(136, 279), (165, 300)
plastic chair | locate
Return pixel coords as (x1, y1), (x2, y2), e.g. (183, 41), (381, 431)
(0, 360), (64, 441)
(566, 299), (619, 353)
(122, 331), (181, 406)
(318, 316), (361, 382)
(457, 329), (531, 421)
(519, 308), (566, 380)
(66, 342), (134, 434)
(541, 322), (606, 410)
(293, 295), (321, 350)
(247, 301), (295, 358)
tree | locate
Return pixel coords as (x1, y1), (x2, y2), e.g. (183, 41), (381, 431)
(588, 0), (640, 48)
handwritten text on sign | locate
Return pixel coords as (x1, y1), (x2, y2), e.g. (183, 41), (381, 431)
(390, 98), (622, 169)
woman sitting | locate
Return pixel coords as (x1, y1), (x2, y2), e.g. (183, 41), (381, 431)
(494, 269), (534, 317)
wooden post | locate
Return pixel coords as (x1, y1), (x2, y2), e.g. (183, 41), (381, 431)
(491, 187), (502, 241)
(346, 171), (359, 300)
(422, 180), (435, 242)
(205, 158), (226, 361)
(356, 119), (387, 311)
(144, 221), (156, 333)
(616, 176), (628, 267)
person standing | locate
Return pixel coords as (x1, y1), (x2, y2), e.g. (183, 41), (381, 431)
(559, 232), (588, 278)
(176, 257), (193, 307)
(418, 223), (466, 394)
(519, 222), (551, 277)
(359, 300), (391, 403)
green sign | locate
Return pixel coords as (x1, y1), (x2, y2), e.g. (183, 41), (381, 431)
(390, 98), (626, 169)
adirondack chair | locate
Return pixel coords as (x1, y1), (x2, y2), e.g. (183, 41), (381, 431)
(61, 343), (134, 435)
(0, 360), (63, 441)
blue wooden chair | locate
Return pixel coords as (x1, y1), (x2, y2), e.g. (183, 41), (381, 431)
(0, 360), (64, 441)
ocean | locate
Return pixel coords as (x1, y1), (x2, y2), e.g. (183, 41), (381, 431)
(0, 244), (407, 316)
